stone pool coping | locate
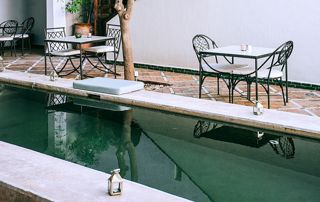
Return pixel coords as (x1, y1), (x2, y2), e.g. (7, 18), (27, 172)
(0, 70), (319, 139)
(0, 141), (190, 202)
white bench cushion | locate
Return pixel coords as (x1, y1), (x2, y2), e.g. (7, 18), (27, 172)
(202, 63), (248, 73)
(0, 36), (13, 41)
(84, 45), (116, 53)
(51, 49), (80, 56)
(73, 77), (144, 95)
(14, 34), (30, 39)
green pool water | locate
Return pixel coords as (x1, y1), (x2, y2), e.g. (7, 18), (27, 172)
(0, 86), (319, 202)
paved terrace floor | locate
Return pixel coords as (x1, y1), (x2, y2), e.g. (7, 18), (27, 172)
(2, 48), (320, 117)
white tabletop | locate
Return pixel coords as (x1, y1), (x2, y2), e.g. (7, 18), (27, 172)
(200, 45), (275, 59)
(44, 35), (114, 44)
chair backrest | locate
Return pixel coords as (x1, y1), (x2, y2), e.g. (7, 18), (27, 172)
(273, 41), (293, 68)
(105, 24), (121, 52)
(0, 20), (18, 37)
(192, 34), (218, 62)
(21, 17), (35, 35)
(45, 27), (68, 52)
(256, 41), (294, 78)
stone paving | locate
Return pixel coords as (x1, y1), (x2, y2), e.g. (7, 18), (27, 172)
(1, 48), (320, 117)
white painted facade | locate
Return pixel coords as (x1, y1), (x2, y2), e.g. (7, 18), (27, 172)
(0, 0), (46, 45)
(111, 0), (320, 84)
(1, 0), (319, 84)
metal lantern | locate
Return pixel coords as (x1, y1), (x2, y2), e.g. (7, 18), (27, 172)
(49, 71), (58, 81)
(134, 71), (139, 81)
(0, 56), (4, 72)
(108, 169), (123, 196)
(253, 100), (264, 115)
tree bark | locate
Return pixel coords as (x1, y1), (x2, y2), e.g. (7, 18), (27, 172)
(115, 0), (135, 80)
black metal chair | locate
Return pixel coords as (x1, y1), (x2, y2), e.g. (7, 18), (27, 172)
(15, 17), (35, 55)
(229, 41), (294, 108)
(45, 27), (81, 77)
(192, 34), (247, 100)
(84, 24), (122, 78)
(0, 20), (18, 57)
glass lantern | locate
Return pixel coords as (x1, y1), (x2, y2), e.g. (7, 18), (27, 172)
(253, 100), (264, 115)
(49, 71), (57, 81)
(0, 56), (4, 72)
(108, 169), (123, 196)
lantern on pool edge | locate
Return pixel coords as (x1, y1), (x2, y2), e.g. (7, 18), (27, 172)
(108, 169), (123, 196)
(253, 100), (264, 115)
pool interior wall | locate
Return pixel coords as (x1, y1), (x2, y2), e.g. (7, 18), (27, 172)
(0, 86), (319, 202)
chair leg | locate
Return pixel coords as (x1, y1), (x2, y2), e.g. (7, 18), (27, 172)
(278, 78), (286, 106)
(10, 41), (13, 56)
(199, 72), (203, 99)
(228, 78), (232, 103)
(28, 37), (31, 52)
(22, 39), (24, 56)
(217, 75), (220, 95)
(247, 80), (251, 100)
(267, 81), (270, 109)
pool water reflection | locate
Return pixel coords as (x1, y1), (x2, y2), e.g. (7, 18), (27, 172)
(0, 86), (319, 202)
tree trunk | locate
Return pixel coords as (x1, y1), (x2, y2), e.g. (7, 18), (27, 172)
(115, 0), (135, 80)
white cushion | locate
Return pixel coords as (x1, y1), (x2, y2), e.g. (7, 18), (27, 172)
(50, 49), (80, 56)
(84, 45), (116, 53)
(202, 63), (248, 73)
(256, 69), (283, 79)
(227, 66), (283, 78)
(14, 34), (29, 39)
(0, 36), (13, 41)
(73, 77), (144, 95)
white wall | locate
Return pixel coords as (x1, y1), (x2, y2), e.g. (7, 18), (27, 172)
(46, 0), (66, 29)
(0, 0), (27, 22)
(0, 0), (47, 45)
(124, 0), (320, 84)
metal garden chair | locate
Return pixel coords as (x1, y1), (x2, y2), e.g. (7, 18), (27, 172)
(15, 17), (35, 55)
(192, 34), (248, 101)
(45, 27), (81, 77)
(84, 24), (122, 78)
(229, 41), (294, 108)
(0, 20), (18, 57)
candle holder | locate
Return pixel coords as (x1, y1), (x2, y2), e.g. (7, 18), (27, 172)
(108, 169), (123, 196)
(49, 71), (58, 81)
(253, 100), (264, 115)
(0, 56), (4, 72)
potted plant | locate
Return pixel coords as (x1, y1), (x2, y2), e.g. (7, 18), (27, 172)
(66, 0), (93, 36)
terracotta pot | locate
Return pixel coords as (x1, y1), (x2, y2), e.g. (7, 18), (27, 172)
(74, 23), (93, 49)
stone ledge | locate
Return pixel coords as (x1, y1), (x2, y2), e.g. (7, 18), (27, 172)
(0, 70), (319, 139)
(0, 141), (190, 202)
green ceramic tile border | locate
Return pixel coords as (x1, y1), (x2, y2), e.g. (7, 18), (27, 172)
(108, 61), (320, 90)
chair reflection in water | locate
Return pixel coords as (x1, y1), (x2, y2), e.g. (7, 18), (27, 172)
(193, 120), (295, 159)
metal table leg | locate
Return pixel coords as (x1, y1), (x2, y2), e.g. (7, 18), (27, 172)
(114, 38), (116, 79)
(285, 62), (289, 103)
(80, 44), (83, 80)
(255, 59), (258, 101)
(44, 43), (47, 75)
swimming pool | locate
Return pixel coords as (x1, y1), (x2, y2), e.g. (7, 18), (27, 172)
(0, 85), (319, 202)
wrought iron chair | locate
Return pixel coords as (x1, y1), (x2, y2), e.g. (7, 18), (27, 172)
(45, 27), (81, 77)
(192, 34), (247, 100)
(0, 20), (18, 57)
(229, 41), (294, 108)
(84, 24), (122, 78)
(15, 17), (35, 55)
